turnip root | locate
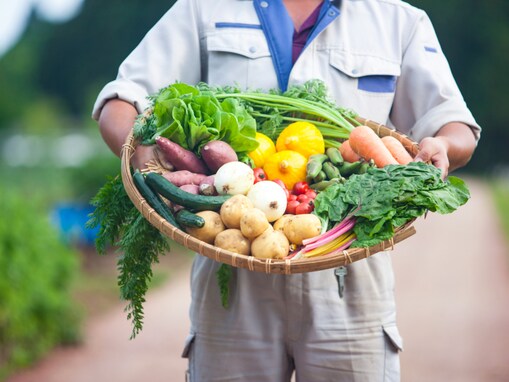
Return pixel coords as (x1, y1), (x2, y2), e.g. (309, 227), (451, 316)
(186, 211), (225, 244)
(163, 170), (207, 187)
(240, 208), (270, 240)
(199, 175), (217, 196)
(201, 140), (238, 173)
(283, 214), (322, 245)
(214, 229), (251, 256)
(220, 194), (254, 229)
(155, 136), (209, 174)
(251, 228), (289, 259)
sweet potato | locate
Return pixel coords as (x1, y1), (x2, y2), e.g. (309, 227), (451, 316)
(200, 140), (238, 173)
(162, 170), (208, 187)
(155, 136), (209, 174)
(179, 184), (200, 194)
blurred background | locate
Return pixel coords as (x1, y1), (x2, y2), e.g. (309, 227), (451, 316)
(0, 0), (508, 381)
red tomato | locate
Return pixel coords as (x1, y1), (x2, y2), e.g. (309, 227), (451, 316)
(287, 194), (298, 202)
(286, 200), (300, 215)
(295, 202), (314, 214)
(305, 189), (317, 199)
(253, 168), (267, 183)
(293, 181), (310, 195)
(297, 194), (310, 203)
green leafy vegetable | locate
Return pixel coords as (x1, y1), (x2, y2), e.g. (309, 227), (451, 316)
(87, 175), (169, 339)
(216, 263), (233, 309)
(314, 162), (470, 247)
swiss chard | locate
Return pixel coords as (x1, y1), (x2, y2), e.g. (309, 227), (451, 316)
(313, 162), (470, 248)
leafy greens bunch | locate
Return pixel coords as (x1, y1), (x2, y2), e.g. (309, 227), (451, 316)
(134, 82), (259, 162)
(314, 162), (471, 248)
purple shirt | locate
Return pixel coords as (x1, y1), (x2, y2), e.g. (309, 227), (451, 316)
(292, 3), (323, 64)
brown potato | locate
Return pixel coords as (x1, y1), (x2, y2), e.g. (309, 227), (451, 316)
(251, 229), (289, 259)
(240, 208), (270, 240)
(272, 214), (294, 232)
(283, 214), (322, 245)
(186, 211), (225, 244)
(220, 194), (254, 229)
(214, 229), (251, 256)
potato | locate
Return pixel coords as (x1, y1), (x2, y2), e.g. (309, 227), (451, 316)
(186, 210), (225, 244)
(240, 208), (270, 240)
(214, 229), (251, 256)
(220, 194), (254, 229)
(273, 214), (294, 232)
(251, 229), (289, 259)
(283, 214), (322, 245)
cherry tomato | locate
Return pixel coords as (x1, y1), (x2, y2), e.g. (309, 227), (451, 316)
(286, 200), (300, 215)
(297, 194), (310, 203)
(295, 201), (314, 214)
(305, 189), (317, 200)
(293, 181), (310, 195)
(287, 194), (298, 202)
(253, 168), (267, 183)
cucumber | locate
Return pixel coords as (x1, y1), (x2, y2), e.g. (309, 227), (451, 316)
(145, 172), (231, 211)
(176, 209), (205, 228)
(132, 170), (181, 229)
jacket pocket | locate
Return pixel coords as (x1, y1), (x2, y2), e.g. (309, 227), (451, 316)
(329, 50), (401, 122)
(205, 30), (277, 90)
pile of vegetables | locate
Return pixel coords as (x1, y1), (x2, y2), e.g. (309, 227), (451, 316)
(88, 80), (470, 338)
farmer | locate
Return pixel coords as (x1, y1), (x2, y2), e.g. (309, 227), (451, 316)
(93, 0), (480, 381)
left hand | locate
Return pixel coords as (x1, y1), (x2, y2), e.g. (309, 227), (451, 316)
(413, 136), (450, 179)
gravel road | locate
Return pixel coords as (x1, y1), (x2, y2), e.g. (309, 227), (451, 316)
(8, 178), (509, 382)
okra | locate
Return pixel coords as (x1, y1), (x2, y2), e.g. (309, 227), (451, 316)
(322, 161), (341, 180)
(313, 170), (327, 183)
(310, 178), (341, 191)
(306, 154), (329, 179)
(339, 161), (363, 177)
(326, 147), (344, 166)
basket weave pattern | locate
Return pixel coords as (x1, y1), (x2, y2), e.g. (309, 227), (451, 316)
(121, 118), (418, 274)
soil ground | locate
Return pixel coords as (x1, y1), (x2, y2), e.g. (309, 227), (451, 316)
(7, 178), (509, 382)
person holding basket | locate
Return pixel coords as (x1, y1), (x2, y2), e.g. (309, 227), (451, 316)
(93, 0), (480, 381)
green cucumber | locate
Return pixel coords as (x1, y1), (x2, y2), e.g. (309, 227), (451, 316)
(176, 209), (205, 228)
(132, 170), (181, 229)
(145, 172), (231, 211)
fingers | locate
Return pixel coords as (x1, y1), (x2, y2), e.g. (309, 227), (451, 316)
(413, 137), (449, 179)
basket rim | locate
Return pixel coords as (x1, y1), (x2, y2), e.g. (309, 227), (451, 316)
(120, 122), (418, 274)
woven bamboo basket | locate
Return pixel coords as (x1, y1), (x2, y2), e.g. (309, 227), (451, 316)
(121, 117), (419, 274)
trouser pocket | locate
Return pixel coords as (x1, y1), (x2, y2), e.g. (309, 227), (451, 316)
(182, 333), (196, 382)
(382, 324), (403, 382)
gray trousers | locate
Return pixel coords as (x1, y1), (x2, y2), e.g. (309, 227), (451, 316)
(183, 254), (403, 382)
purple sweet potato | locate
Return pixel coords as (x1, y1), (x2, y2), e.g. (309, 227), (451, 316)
(155, 136), (209, 174)
(162, 170), (208, 187)
(200, 140), (238, 173)
(179, 184), (200, 194)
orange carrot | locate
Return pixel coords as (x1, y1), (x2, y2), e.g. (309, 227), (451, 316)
(339, 140), (361, 163)
(348, 125), (398, 168)
(381, 136), (413, 165)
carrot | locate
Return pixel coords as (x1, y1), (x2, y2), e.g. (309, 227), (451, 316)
(348, 125), (398, 168)
(339, 140), (361, 163)
(381, 136), (413, 165)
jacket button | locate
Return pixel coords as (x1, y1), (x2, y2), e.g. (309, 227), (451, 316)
(260, 1), (269, 8)
(352, 69), (358, 75)
(249, 46), (257, 53)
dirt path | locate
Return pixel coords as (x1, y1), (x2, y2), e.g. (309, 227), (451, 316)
(8, 178), (509, 382)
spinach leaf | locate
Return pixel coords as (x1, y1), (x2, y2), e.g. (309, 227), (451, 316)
(314, 162), (470, 248)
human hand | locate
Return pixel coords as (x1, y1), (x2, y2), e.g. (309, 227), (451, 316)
(131, 144), (156, 171)
(413, 136), (449, 179)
